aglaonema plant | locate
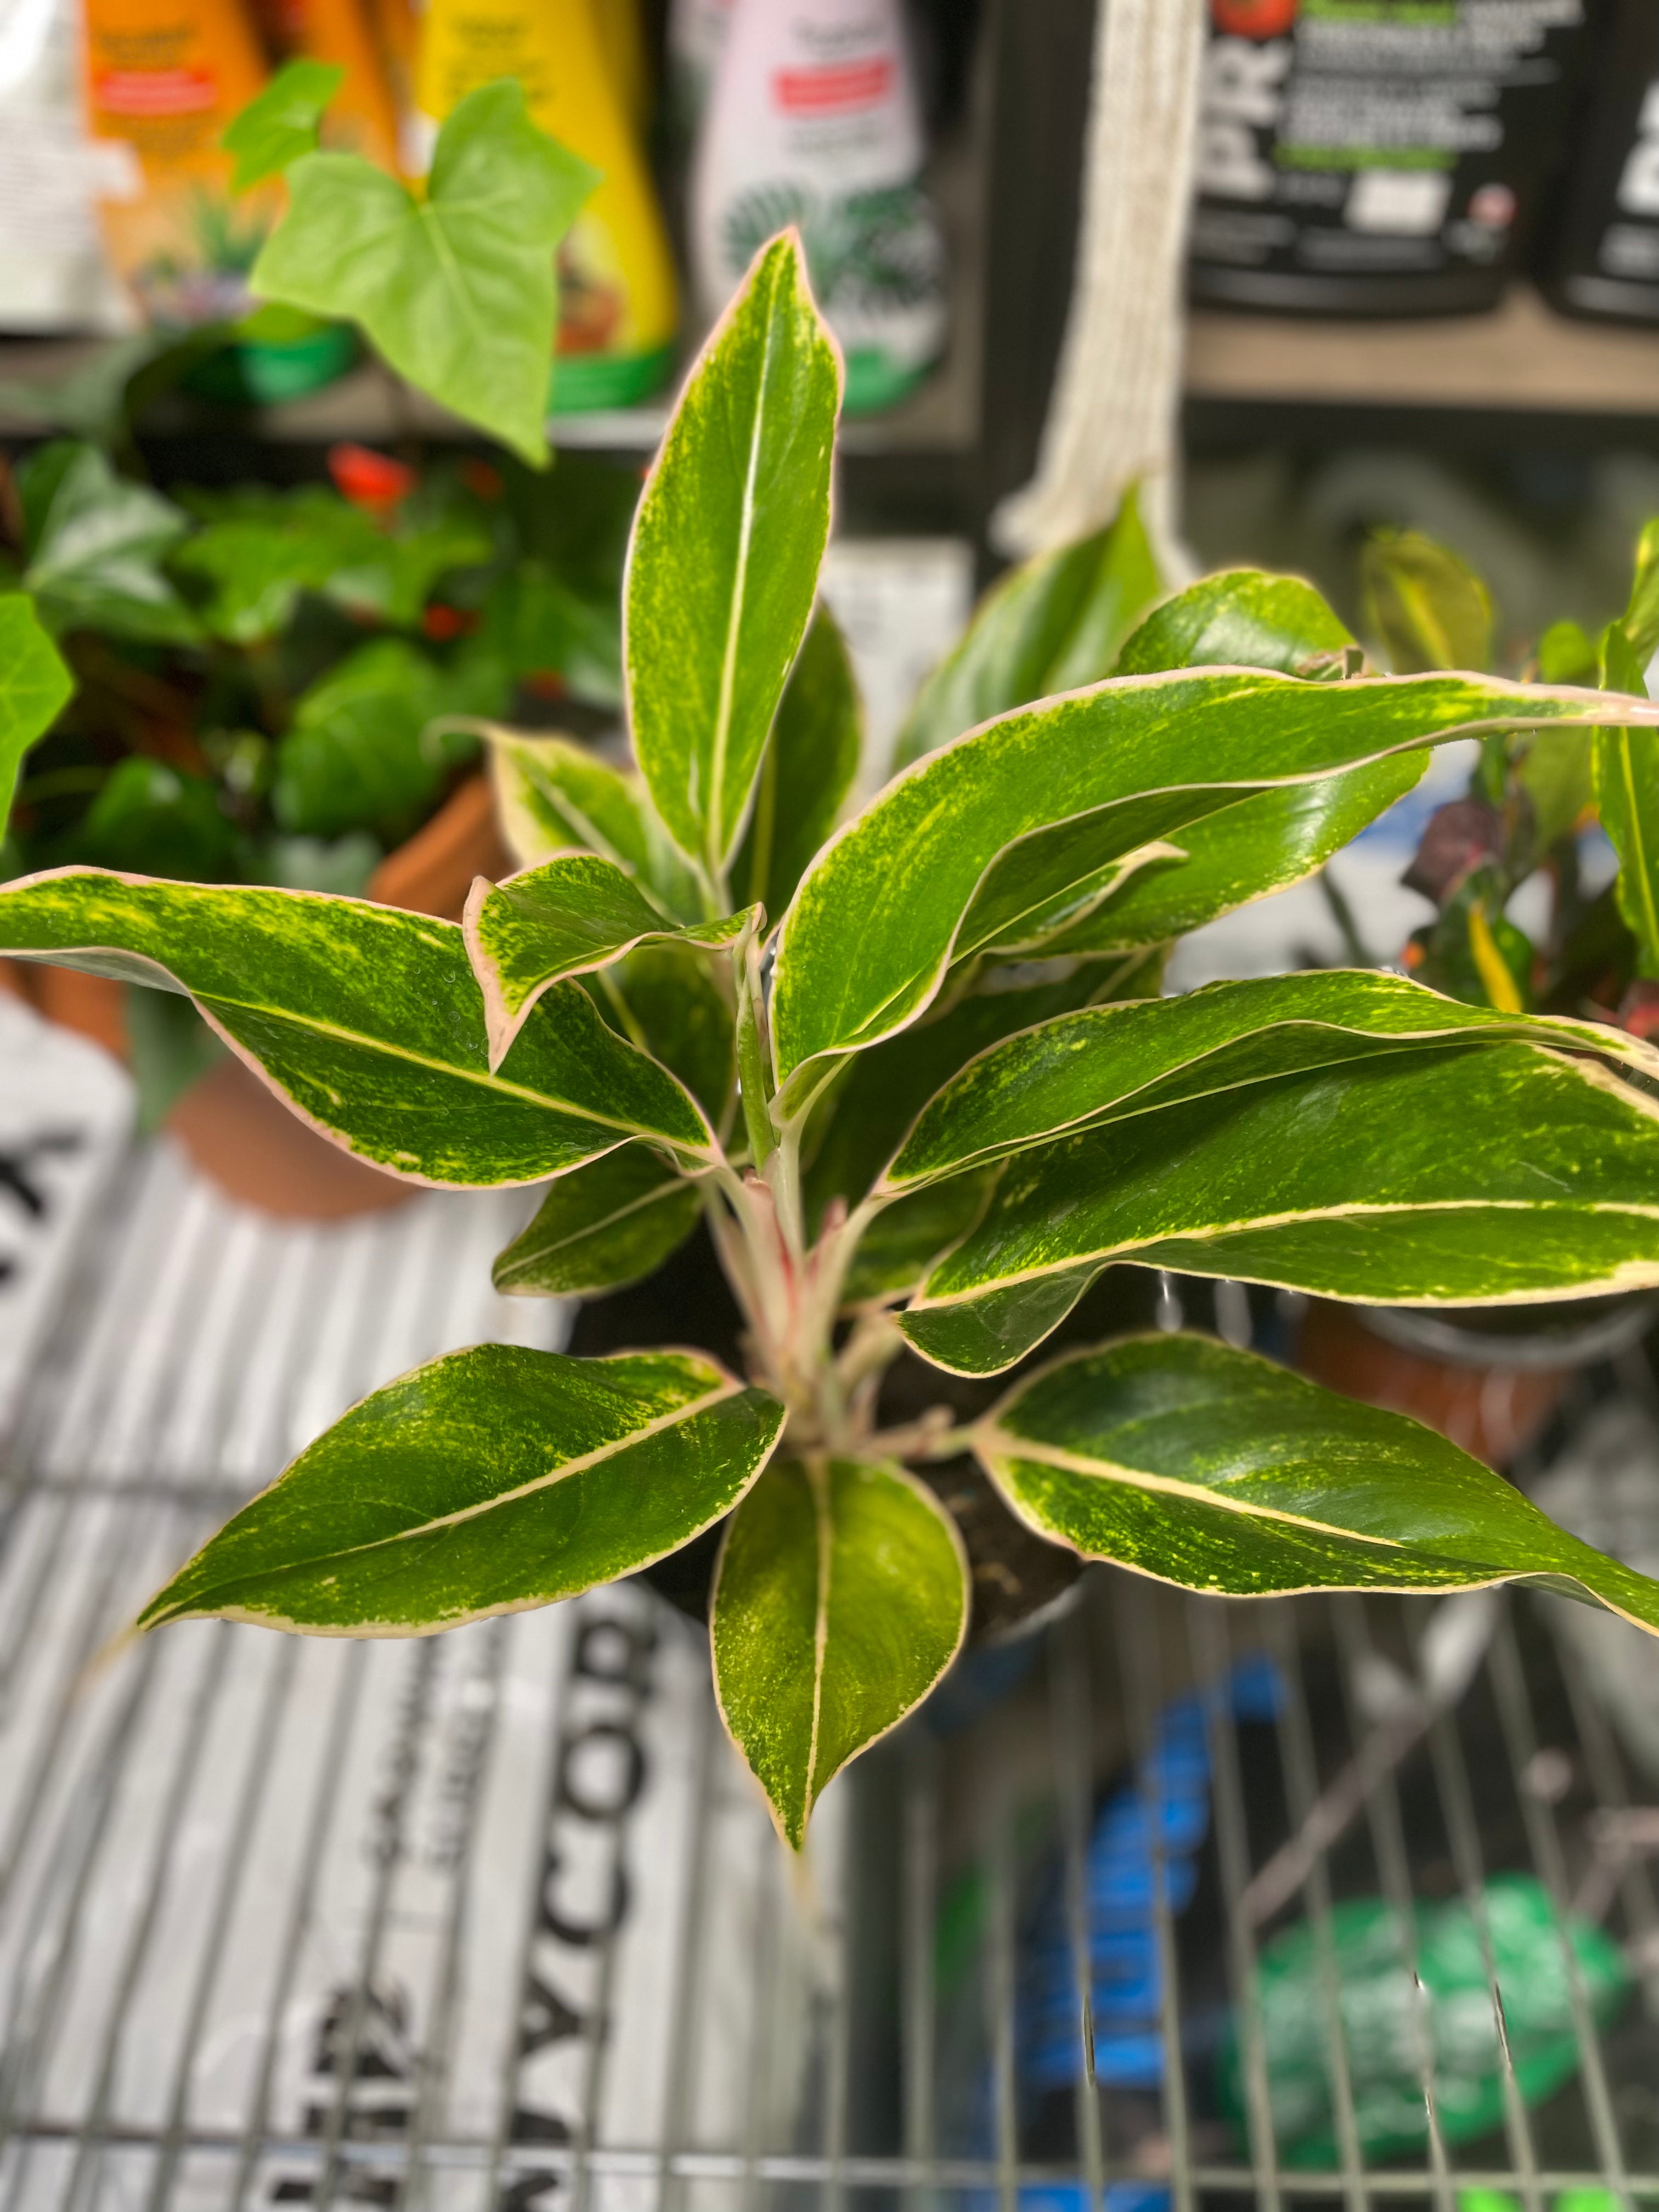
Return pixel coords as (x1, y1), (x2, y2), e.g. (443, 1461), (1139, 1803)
(14, 235), (1659, 1849)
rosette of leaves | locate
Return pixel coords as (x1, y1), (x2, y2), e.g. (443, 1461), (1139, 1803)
(12, 234), (1659, 1852)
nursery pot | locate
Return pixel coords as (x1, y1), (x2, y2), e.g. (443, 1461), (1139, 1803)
(1, 774), (514, 1221)
(1299, 1294), (1659, 1468)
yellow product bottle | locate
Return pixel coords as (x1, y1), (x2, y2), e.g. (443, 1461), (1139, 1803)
(593, 0), (649, 134)
(415, 0), (678, 410)
(82, 0), (276, 328)
(251, 0), (402, 172)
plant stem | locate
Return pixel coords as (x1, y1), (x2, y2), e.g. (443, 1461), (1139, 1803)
(734, 933), (778, 1175)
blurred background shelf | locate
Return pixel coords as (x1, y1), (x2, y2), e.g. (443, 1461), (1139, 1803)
(7, 281), (1655, 458)
(1186, 284), (1659, 420)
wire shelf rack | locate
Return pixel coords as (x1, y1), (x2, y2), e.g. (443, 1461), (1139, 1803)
(4, 1133), (1659, 2210)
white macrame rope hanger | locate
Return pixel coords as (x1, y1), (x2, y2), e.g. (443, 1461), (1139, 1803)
(993, 0), (1206, 579)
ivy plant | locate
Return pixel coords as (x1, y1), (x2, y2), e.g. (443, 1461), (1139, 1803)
(10, 234), (1659, 1849)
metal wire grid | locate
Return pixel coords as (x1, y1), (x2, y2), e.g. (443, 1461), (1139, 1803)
(2, 1144), (1659, 2207)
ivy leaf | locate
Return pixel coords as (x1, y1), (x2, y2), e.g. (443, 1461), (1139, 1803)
(173, 485), (490, 644)
(0, 596), (74, 832)
(464, 853), (756, 1071)
(493, 1146), (702, 1297)
(0, 868), (717, 1187)
(250, 80), (599, 467)
(880, 970), (1656, 1194)
(222, 58), (343, 191)
(69, 757), (240, 881)
(19, 442), (199, 645)
(139, 1345), (783, 1634)
(735, 605), (861, 917)
(711, 1457), (968, 1848)
(627, 231), (840, 882)
(771, 669), (1659, 1104)
(899, 1042), (1659, 1375)
(488, 730), (705, 924)
(893, 489), (1160, 770)
(273, 638), (503, 843)
(1361, 529), (1494, 675)
(975, 1334), (1659, 1631)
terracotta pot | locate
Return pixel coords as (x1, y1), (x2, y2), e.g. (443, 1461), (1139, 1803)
(1299, 1295), (1658, 1468)
(1, 774), (514, 1220)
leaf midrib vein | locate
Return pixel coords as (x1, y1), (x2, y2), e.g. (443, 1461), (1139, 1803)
(980, 1427), (1418, 1549)
(163, 1378), (742, 1612)
(197, 988), (710, 1151)
(917, 1195), (1659, 1307)
(706, 266), (780, 879)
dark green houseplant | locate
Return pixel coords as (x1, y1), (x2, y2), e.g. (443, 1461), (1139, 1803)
(10, 111), (1659, 1842)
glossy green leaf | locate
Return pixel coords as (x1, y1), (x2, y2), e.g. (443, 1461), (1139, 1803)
(488, 730), (704, 924)
(463, 853), (755, 1070)
(840, 1172), (994, 1307)
(1038, 758), (1426, 958)
(1114, 569), (1355, 680)
(1517, 727), (1594, 851)
(1620, 517), (1659, 666)
(493, 1146), (703, 1297)
(599, 940), (737, 1125)
(173, 485), (489, 643)
(274, 639), (501, 843)
(627, 232), (840, 882)
(0, 867), (716, 1187)
(891, 489), (1161, 770)
(807, 967), (1142, 1222)
(711, 1457), (968, 1847)
(139, 1345), (783, 1634)
(1593, 640), (1659, 980)
(222, 58), (342, 190)
(1028, 571), (1412, 951)
(19, 442), (199, 645)
(883, 970), (1656, 1193)
(975, 1334), (1659, 1630)
(1362, 530), (1494, 675)
(251, 81), (597, 467)
(1537, 619), (1598, 687)
(901, 1043), (1659, 1374)
(736, 605), (861, 916)
(771, 670), (1659, 1101)
(0, 595), (74, 832)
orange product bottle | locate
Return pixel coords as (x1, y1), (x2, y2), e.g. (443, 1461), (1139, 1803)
(250, 0), (401, 170)
(365, 0), (421, 172)
(82, 0), (278, 326)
